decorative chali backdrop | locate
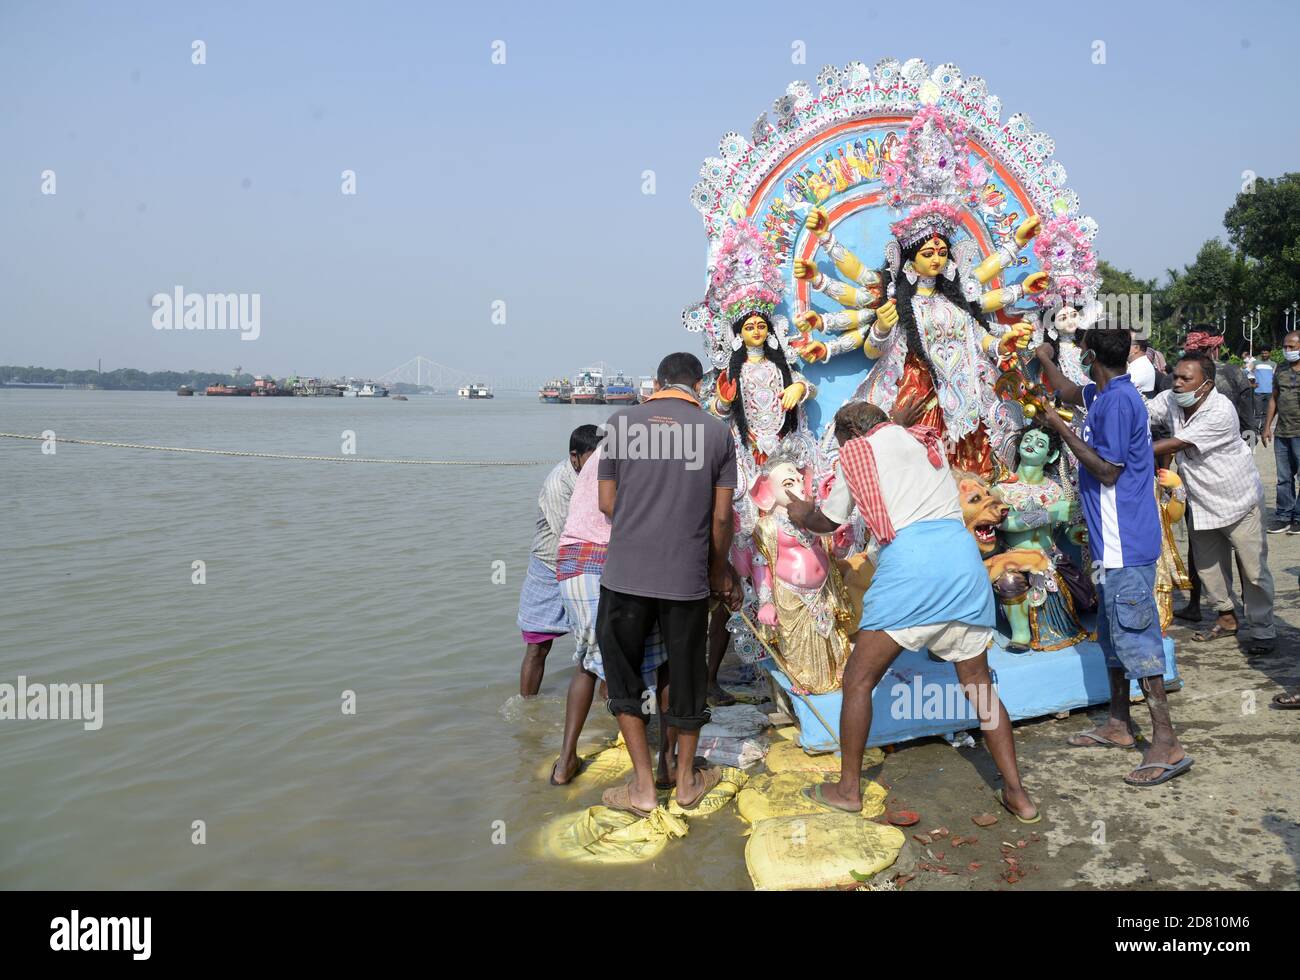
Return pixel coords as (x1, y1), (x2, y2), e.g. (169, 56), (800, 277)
(684, 57), (1097, 433)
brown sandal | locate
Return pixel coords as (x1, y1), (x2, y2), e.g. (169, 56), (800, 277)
(1191, 624), (1237, 642)
(672, 767), (723, 811)
(601, 783), (655, 818)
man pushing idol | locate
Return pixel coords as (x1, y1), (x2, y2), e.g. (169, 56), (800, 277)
(785, 400), (1040, 823)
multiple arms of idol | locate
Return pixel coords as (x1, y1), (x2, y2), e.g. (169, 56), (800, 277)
(792, 210), (1046, 364)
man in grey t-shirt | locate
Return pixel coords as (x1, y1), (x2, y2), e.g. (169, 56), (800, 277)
(595, 352), (740, 817)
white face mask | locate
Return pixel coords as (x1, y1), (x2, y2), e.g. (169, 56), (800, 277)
(1174, 380), (1210, 408)
(1284, 349), (1300, 363)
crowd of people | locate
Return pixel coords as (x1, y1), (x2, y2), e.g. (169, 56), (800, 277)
(515, 326), (1300, 820)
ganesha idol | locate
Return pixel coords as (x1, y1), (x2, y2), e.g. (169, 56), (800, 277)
(748, 456), (854, 695)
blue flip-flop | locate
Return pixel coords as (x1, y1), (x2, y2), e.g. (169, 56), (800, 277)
(1123, 756), (1194, 787)
(1066, 730), (1142, 749)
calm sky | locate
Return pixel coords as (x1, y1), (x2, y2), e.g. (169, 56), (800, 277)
(2, 0), (1296, 381)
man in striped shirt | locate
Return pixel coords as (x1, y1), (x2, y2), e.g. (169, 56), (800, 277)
(1036, 325), (1191, 787)
(1148, 353), (1275, 654)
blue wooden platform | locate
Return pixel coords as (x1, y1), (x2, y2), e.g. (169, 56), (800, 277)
(763, 625), (1180, 753)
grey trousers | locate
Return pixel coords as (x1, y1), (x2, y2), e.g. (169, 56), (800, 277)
(1190, 503), (1276, 639)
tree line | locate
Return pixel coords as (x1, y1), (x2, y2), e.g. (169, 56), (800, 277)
(1096, 172), (1300, 357)
(1, 367), (258, 390)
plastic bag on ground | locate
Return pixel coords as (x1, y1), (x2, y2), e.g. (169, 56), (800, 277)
(540, 805), (689, 865)
(700, 703), (770, 738)
(695, 735), (768, 769)
(666, 766), (749, 817)
(736, 771), (888, 826)
(744, 813), (905, 890)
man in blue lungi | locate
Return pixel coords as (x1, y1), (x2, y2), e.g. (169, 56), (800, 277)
(517, 424), (602, 696)
(787, 401), (1040, 823)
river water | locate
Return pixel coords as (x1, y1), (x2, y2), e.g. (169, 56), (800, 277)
(0, 390), (756, 889)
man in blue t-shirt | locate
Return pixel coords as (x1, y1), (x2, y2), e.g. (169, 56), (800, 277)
(1252, 349), (1275, 434)
(1035, 324), (1192, 787)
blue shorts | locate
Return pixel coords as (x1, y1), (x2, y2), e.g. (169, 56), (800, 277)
(1096, 563), (1165, 680)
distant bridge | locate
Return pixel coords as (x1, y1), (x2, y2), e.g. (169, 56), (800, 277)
(376, 356), (545, 393)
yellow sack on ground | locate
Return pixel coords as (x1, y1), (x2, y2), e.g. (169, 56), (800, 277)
(541, 805), (689, 865)
(765, 740), (885, 774)
(535, 739), (633, 787)
(736, 772), (888, 825)
(744, 813), (905, 891)
(666, 767), (748, 817)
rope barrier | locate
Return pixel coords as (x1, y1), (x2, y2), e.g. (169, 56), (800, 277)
(0, 432), (543, 466)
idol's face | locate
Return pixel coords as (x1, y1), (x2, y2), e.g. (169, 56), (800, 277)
(768, 462), (805, 508)
(740, 315), (768, 349)
(1054, 305), (1080, 337)
(1018, 428), (1054, 467)
(913, 236), (949, 278)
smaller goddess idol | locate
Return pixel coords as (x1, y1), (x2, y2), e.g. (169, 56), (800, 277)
(703, 222), (817, 470)
(749, 454), (854, 695)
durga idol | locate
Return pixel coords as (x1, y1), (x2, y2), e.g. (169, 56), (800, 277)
(793, 106), (1049, 477)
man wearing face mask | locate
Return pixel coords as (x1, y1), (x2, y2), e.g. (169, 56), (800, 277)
(1262, 331), (1300, 536)
(1034, 324), (1190, 787)
(1145, 353), (1275, 655)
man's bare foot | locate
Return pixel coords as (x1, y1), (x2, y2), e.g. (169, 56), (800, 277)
(1066, 718), (1137, 748)
(656, 757), (675, 789)
(1126, 737), (1185, 784)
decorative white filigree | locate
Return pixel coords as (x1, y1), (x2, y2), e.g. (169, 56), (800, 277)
(687, 57), (1095, 250)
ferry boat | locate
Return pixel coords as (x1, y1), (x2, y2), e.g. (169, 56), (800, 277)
(176, 384), (194, 396)
(458, 382), (494, 399)
(638, 376), (655, 402)
(570, 370), (605, 405)
(205, 383), (252, 396)
(539, 379), (564, 403)
(603, 371), (637, 405)
(343, 380), (389, 397)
